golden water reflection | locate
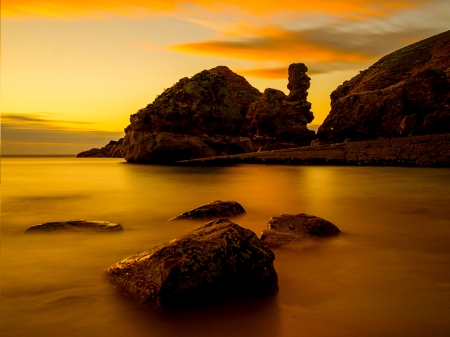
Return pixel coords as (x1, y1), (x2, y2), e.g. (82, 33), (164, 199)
(2, 158), (450, 337)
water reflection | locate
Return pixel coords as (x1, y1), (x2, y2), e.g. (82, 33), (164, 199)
(2, 158), (450, 337)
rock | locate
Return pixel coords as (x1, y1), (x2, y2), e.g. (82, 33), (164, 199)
(22, 220), (123, 234)
(169, 200), (246, 221)
(104, 219), (278, 308)
(317, 30), (450, 143)
(77, 139), (124, 158)
(260, 214), (340, 248)
(209, 66), (262, 116)
(235, 137), (254, 154)
(244, 63), (315, 147)
(120, 69), (249, 163)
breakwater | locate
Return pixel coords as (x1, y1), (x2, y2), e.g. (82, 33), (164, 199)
(179, 133), (450, 166)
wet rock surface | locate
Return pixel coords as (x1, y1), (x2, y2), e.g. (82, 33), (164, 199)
(104, 219), (278, 308)
(260, 214), (340, 248)
(120, 68), (249, 163)
(77, 139), (124, 158)
(23, 220), (123, 234)
(169, 200), (246, 220)
(317, 30), (450, 143)
(244, 63), (315, 148)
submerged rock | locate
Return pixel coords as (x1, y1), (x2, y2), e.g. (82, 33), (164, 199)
(77, 139), (124, 158)
(104, 219), (278, 308)
(317, 30), (450, 143)
(23, 220), (123, 234)
(244, 63), (315, 148)
(260, 214), (340, 248)
(169, 200), (246, 221)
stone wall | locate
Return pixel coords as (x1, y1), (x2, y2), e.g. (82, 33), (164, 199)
(179, 133), (450, 166)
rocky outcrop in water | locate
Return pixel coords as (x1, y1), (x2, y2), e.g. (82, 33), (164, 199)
(23, 220), (123, 234)
(77, 139), (124, 158)
(104, 219), (278, 308)
(317, 30), (450, 143)
(244, 63), (315, 149)
(260, 214), (340, 248)
(169, 200), (246, 221)
(120, 69), (250, 163)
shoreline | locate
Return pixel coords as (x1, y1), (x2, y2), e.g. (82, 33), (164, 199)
(177, 133), (450, 167)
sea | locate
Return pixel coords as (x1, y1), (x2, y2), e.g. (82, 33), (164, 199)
(1, 156), (450, 337)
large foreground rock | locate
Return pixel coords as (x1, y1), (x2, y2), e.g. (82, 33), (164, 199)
(121, 68), (252, 163)
(169, 200), (246, 221)
(77, 139), (124, 158)
(260, 214), (340, 248)
(23, 220), (123, 234)
(105, 219), (278, 308)
(244, 63), (315, 149)
(317, 30), (450, 143)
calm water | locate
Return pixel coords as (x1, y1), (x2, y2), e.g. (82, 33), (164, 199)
(2, 157), (450, 337)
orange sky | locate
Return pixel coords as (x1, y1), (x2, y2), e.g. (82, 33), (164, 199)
(2, 0), (449, 154)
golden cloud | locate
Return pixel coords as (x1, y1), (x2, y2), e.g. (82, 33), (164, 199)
(237, 67), (288, 79)
(169, 23), (439, 76)
(170, 26), (372, 64)
(236, 60), (371, 79)
(2, 0), (425, 20)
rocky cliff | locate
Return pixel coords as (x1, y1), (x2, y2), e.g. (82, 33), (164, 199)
(120, 69), (249, 163)
(245, 63), (315, 149)
(78, 64), (316, 161)
(317, 30), (450, 143)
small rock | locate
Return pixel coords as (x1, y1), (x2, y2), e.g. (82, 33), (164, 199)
(22, 220), (123, 234)
(169, 200), (246, 221)
(104, 219), (278, 308)
(77, 138), (124, 158)
(260, 213), (340, 248)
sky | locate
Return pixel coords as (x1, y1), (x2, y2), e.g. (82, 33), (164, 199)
(2, 0), (450, 154)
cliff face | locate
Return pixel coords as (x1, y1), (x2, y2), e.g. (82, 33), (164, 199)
(317, 30), (450, 143)
(120, 68), (248, 163)
(244, 63), (315, 148)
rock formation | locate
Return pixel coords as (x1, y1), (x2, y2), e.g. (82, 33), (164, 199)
(77, 139), (124, 158)
(244, 63), (316, 149)
(317, 30), (450, 143)
(209, 66), (262, 116)
(169, 200), (246, 221)
(260, 214), (340, 248)
(22, 220), (123, 234)
(104, 219), (278, 308)
(120, 69), (250, 163)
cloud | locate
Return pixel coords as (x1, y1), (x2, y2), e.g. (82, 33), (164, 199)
(170, 18), (447, 76)
(2, 113), (94, 127)
(1, 113), (124, 154)
(170, 26), (370, 64)
(237, 61), (369, 79)
(2, 0), (430, 20)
